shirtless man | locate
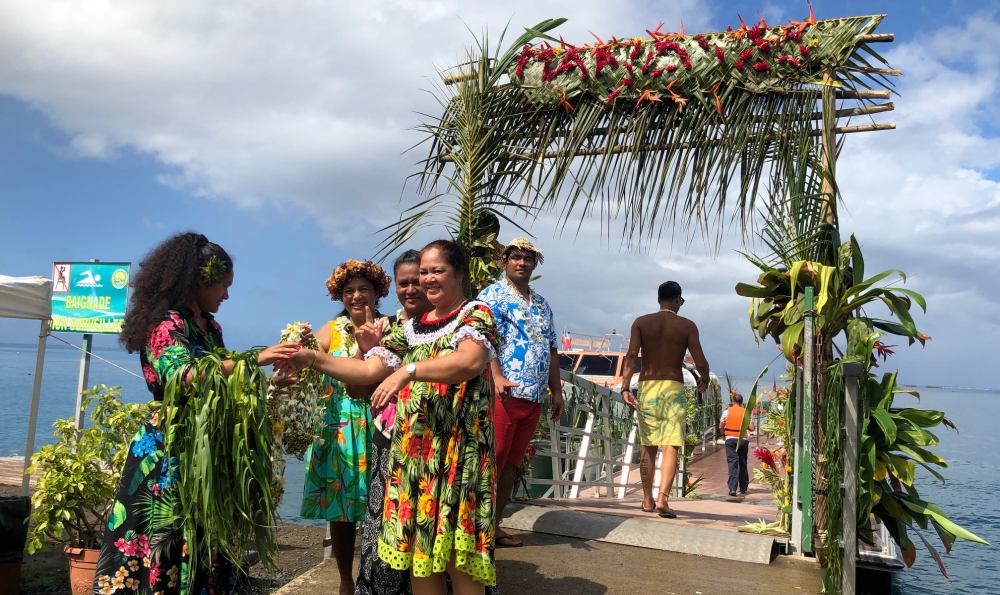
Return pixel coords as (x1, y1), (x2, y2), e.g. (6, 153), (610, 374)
(620, 281), (710, 518)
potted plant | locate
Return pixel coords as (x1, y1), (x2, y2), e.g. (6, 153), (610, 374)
(25, 385), (147, 595)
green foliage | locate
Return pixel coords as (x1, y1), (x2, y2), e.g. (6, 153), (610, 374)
(161, 350), (278, 573)
(377, 20), (567, 296)
(736, 235), (929, 362)
(847, 323), (990, 575)
(26, 385), (148, 553)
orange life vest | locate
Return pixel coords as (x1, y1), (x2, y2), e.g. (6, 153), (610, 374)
(724, 405), (746, 437)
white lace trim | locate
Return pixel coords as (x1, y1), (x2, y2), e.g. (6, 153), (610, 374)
(450, 326), (497, 362)
(364, 346), (402, 370)
(403, 300), (491, 346)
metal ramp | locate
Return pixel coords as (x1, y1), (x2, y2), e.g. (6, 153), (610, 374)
(503, 503), (777, 565)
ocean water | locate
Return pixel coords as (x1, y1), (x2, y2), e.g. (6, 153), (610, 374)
(1, 342), (995, 589)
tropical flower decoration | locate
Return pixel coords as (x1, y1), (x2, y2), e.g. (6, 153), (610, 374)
(326, 259), (391, 301)
(510, 5), (852, 112)
(199, 255), (228, 285)
(266, 321), (325, 506)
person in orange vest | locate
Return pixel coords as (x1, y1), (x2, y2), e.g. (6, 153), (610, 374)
(719, 393), (755, 497)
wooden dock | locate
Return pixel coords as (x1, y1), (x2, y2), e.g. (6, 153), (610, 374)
(0, 456), (35, 489)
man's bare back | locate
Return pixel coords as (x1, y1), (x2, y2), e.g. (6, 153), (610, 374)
(630, 312), (705, 383)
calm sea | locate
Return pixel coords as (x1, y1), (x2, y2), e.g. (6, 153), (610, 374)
(1, 343), (996, 590)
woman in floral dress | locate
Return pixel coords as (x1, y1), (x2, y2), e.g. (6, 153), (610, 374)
(354, 249), (431, 595)
(92, 232), (299, 595)
(280, 240), (498, 595)
(300, 259), (392, 595)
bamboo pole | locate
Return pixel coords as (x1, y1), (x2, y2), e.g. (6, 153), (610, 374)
(848, 67), (901, 76)
(437, 123), (895, 162)
(819, 70), (838, 227)
(858, 33), (894, 43)
(836, 89), (890, 100)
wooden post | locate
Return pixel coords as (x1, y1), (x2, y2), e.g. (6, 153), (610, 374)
(842, 362), (864, 595)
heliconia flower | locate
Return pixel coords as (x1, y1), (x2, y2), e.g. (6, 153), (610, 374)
(695, 34), (711, 50)
(515, 46), (534, 80)
(753, 60), (772, 72)
(755, 38), (771, 52)
(785, 28), (803, 43)
(799, 44), (810, 56)
(714, 45), (726, 65)
(739, 48), (754, 61)
(630, 39), (644, 62)
(777, 55), (802, 68)
(754, 447), (778, 471)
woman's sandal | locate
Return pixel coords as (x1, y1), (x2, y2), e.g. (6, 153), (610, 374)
(641, 504), (657, 513)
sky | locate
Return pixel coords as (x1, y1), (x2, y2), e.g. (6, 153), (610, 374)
(0, 0), (998, 389)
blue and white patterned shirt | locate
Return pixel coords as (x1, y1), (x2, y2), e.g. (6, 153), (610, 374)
(478, 279), (557, 403)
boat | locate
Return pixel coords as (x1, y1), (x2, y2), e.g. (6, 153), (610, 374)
(558, 330), (718, 392)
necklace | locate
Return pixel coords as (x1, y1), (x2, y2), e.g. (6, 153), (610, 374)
(505, 278), (544, 343)
(659, 308), (677, 314)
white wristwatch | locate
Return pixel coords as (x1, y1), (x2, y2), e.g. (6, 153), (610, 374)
(406, 363), (417, 381)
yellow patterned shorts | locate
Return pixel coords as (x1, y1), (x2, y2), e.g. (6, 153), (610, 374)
(636, 379), (686, 447)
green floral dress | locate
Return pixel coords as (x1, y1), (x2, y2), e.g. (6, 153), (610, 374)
(91, 307), (235, 595)
(365, 301), (499, 586)
(300, 315), (385, 522)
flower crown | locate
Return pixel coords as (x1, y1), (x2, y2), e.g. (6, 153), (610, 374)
(326, 259), (391, 301)
(200, 255), (229, 285)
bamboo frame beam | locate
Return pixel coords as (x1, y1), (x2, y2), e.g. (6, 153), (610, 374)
(848, 67), (900, 76)
(858, 33), (894, 43)
(437, 122), (895, 162)
(814, 103), (894, 120)
(836, 89), (890, 100)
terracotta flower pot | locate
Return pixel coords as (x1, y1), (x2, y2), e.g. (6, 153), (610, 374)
(65, 545), (100, 595)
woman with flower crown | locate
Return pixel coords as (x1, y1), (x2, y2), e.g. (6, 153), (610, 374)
(300, 258), (393, 595)
(91, 232), (300, 595)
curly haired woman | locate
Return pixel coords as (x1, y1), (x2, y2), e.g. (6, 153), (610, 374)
(91, 232), (299, 595)
(301, 259), (393, 595)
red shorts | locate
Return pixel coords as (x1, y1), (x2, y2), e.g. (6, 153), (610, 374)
(494, 397), (544, 468)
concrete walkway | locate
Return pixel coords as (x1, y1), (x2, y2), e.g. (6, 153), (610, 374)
(272, 530), (820, 595)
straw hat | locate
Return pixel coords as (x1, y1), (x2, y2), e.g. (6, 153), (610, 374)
(505, 237), (544, 265)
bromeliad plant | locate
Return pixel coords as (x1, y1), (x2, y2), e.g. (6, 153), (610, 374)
(160, 349), (278, 572)
(26, 385), (148, 553)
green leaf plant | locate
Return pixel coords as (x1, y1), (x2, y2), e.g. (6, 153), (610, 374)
(26, 385), (148, 553)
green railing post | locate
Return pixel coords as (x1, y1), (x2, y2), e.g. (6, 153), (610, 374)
(798, 287), (815, 553)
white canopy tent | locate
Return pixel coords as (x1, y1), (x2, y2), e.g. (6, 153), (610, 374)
(0, 275), (52, 495)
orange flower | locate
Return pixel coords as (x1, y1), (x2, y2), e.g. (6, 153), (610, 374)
(418, 494), (437, 520)
(358, 453), (368, 473)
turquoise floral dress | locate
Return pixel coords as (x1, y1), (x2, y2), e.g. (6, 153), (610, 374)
(366, 301), (499, 586)
(300, 315), (386, 522)
(91, 307), (235, 595)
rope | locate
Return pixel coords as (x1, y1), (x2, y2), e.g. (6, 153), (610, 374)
(46, 332), (144, 381)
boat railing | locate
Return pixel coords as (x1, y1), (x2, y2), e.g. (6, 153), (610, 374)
(526, 370), (721, 500)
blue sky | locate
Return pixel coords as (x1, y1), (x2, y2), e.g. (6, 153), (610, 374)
(1, 0), (998, 387)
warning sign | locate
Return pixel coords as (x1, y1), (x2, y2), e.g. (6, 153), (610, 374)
(50, 262), (131, 335)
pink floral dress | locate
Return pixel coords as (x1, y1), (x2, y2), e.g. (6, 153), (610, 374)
(91, 307), (236, 595)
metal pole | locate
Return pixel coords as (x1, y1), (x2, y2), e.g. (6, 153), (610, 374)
(842, 362), (864, 595)
(22, 319), (49, 495)
(800, 287), (815, 553)
(73, 258), (98, 431)
(74, 333), (93, 430)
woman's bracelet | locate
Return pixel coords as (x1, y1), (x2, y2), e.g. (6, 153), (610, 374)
(308, 349), (319, 369)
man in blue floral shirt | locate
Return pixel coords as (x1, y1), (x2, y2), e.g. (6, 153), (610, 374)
(478, 237), (565, 547)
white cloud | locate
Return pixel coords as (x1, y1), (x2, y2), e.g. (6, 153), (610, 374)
(1, 3), (998, 385)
